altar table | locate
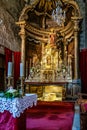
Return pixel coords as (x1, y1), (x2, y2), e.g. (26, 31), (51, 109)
(0, 94), (37, 130)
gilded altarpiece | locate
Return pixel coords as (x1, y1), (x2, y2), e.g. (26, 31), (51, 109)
(17, 0), (82, 100)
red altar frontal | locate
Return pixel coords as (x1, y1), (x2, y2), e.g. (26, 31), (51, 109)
(0, 94), (37, 130)
(0, 110), (26, 130)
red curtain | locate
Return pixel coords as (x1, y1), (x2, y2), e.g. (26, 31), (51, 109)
(14, 52), (21, 88)
(80, 49), (87, 93)
(5, 48), (12, 76)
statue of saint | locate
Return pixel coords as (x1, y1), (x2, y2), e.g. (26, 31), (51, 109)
(49, 33), (56, 48)
(47, 55), (51, 65)
(33, 54), (39, 67)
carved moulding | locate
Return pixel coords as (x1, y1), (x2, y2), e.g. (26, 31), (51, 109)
(18, 0), (82, 42)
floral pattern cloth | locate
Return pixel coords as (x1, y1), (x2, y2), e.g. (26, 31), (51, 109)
(0, 94), (37, 118)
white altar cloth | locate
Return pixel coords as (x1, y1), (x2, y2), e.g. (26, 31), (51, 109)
(0, 94), (37, 118)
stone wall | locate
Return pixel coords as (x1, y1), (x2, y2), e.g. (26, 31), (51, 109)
(0, 0), (25, 52)
(76, 0), (87, 49)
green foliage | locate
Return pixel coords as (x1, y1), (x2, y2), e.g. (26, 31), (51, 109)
(5, 91), (20, 98)
(0, 91), (21, 98)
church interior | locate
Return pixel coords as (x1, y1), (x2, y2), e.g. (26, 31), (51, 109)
(0, 0), (87, 130)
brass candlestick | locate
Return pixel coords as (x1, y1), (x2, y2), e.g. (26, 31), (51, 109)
(19, 76), (24, 96)
(7, 76), (13, 88)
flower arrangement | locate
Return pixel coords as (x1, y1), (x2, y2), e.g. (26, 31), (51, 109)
(0, 87), (21, 98)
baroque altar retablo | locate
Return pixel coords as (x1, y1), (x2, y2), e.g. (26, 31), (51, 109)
(25, 33), (72, 83)
(17, 0), (82, 101)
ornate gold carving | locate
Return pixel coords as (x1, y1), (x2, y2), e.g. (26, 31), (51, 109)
(20, 0), (82, 22)
(62, 0), (81, 17)
(17, 0), (82, 81)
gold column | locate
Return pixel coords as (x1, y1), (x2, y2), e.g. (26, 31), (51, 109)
(16, 21), (26, 77)
(71, 17), (82, 79)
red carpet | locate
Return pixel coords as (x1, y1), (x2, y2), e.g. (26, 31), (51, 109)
(26, 101), (75, 130)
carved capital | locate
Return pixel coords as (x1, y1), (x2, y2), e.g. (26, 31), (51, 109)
(71, 16), (82, 32)
(16, 21), (26, 36)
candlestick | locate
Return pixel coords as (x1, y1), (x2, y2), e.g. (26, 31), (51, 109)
(19, 76), (24, 96)
(7, 76), (13, 88)
(20, 63), (24, 77)
(7, 62), (13, 77)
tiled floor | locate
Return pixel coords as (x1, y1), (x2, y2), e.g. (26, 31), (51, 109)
(72, 104), (80, 130)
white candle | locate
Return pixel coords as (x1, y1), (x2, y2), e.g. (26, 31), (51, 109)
(20, 63), (24, 77)
(7, 62), (12, 77)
